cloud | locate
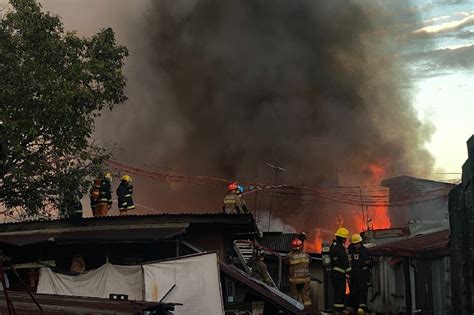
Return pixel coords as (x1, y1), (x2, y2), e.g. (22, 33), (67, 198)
(454, 11), (474, 17)
(408, 44), (474, 74)
(423, 15), (451, 25)
(432, 45), (474, 69)
(455, 30), (474, 39)
(413, 14), (474, 36)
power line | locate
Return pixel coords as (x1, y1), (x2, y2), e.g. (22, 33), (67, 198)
(107, 160), (456, 208)
(336, 169), (461, 175)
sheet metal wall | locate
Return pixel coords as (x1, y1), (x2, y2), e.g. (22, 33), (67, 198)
(448, 136), (474, 315)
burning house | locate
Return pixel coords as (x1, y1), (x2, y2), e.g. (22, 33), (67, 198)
(363, 137), (473, 314)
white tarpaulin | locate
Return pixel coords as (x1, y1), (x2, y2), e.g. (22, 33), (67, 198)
(143, 252), (224, 315)
(37, 263), (143, 300)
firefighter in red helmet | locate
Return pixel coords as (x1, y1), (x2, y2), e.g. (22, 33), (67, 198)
(286, 238), (312, 308)
(223, 182), (248, 214)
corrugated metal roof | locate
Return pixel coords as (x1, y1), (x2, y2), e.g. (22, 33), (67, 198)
(369, 229), (449, 258)
(0, 226), (187, 246)
(219, 262), (306, 315)
(0, 213), (255, 230)
(257, 232), (297, 253)
(0, 213), (257, 245)
(381, 175), (456, 187)
(0, 212), (253, 226)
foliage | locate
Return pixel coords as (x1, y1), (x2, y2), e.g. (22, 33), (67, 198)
(0, 0), (128, 217)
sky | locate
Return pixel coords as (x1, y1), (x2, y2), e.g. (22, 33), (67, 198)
(402, 0), (474, 175)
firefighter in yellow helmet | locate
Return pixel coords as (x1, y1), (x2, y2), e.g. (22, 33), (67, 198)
(116, 175), (135, 216)
(330, 227), (351, 313)
(348, 234), (372, 315)
(287, 238), (312, 308)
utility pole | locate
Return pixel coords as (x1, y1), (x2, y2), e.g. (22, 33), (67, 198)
(358, 186), (370, 231)
(265, 163), (287, 231)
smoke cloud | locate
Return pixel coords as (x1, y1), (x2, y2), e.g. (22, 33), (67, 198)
(41, 1), (435, 239)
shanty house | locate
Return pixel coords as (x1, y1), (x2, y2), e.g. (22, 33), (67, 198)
(368, 229), (450, 314)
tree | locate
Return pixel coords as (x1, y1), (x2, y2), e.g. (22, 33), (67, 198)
(0, 0), (128, 218)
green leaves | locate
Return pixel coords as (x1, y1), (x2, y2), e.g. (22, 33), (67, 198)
(0, 0), (128, 217)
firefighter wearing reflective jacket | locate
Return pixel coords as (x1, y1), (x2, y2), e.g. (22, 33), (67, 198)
(348, 234), (372, 315)
(91, 173), (112, 217)
(330, 227), (351, 312)
(223, 182), (249, 214)
(250, 247), (275, 287)
(116, 175), (135, 216)
(287, 238), (312, 308)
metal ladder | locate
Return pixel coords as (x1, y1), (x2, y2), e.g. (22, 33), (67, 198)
(233, 240), (254, 274)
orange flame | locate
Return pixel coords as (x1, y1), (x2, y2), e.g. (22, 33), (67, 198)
(349, 163), (392, 234)
(304, 229), (323, 253)
(366, 163), (391, 230)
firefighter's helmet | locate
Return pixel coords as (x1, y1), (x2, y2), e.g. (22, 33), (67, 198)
(291, 238), (303, 250)
(104, 172), (113, 182)
(227, 182), (238, 192)
(237, 185), (244, 194)
(334, 227), (349, 239)
(297, 232), (308, 241)
(122, 174), (132, 183)
(255, 247), (265, 258)
(351, 233), (363, 244)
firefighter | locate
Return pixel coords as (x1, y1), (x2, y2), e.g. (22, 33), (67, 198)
(89, 178), (101, 215)
(297, 232), (308, 245)
(348, 234), (372, 315)
(287, 238), (312, 308)
(93, 172), (112, 217)
(330, 227), (351, 313)
(249, 247), (275, 287)
(223, 182), (249, 214)
(116, 174), (135, 216)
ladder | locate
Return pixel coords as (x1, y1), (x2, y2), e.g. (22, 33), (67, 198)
(233, 240), (254, 274)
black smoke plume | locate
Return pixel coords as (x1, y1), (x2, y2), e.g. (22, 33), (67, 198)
(43, 0), (434, 238)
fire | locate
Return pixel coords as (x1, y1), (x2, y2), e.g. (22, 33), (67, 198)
(305, 229), (323, 253)
(371, 205), (391, 229)
(366, 163), (391, 230)
(347, 163), (392, 234)
(303, 162), (392, 254)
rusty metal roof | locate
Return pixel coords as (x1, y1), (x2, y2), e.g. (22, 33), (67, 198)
(220, 262), (307, 315)
(0, 291), (176, 314)
(369, 229), (449, 258)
